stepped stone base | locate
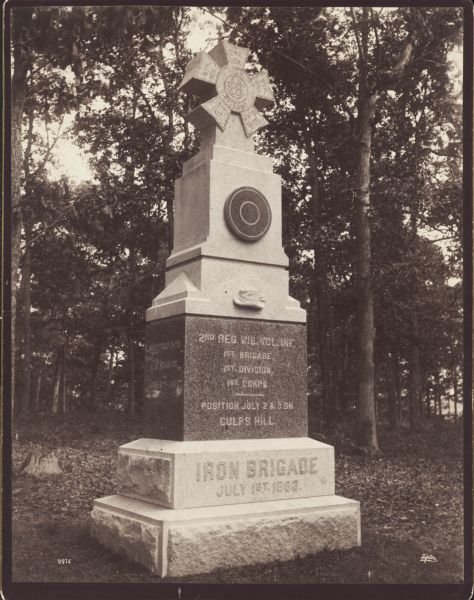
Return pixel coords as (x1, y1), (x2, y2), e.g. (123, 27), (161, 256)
(90, 494), (361, 578)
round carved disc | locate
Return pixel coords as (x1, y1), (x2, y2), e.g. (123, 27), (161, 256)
(224, 187), (272, 242)
(216, 65), (255, 113)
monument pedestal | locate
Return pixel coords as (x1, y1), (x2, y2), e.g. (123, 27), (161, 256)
(143, 315), (308, 441)
(115, 437), (335, 509)
(91, 490), (360, 578)
(90, 436), (360, 577)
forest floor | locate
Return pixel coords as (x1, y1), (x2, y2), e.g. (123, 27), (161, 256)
(10, 412), (465, 586)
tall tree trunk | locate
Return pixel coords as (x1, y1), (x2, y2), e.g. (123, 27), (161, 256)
(387, 353), (400, 430)
(349, 6), (414, 450)
(408, 123), (423, 430)
(453, 364), (458, 418)
(396, 369), (402, 424)
(308, 152), (339, 429)
(89, 335), (103, 410)
(425, 387), (431, 419)
(51, 357), (63, 414)
(434, 371), (442, 419)
(105, 349), (115, 405)
(34, 367), (42, 412)
(337, 322), (351, 414)
(127, 333), (136, 418)
(11, 9), (33, 414)
(21, 218), (32, 416)
(127, 248), (137, 417)
(158, 32), (176, 252)
(353, 9), (380, 453)
(408, 312), (422, 429)
(62, 371), (67, 414)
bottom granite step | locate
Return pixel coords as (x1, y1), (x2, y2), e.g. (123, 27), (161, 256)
(90, 494), (361, 578)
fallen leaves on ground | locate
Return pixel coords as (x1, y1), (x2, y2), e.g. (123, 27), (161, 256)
(10, 413), (465, 584)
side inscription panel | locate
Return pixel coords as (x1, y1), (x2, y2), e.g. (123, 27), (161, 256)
(144, 318), (185, 439)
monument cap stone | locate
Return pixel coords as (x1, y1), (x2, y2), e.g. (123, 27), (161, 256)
(208, 39), (250, 68)
(179, 39), (275, 138)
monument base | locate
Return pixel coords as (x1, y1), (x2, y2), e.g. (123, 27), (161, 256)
(90, 494), (361, 578)
(117, 437), (336, 509)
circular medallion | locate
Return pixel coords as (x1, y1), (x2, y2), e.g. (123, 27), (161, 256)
(224, 187), (272, 242)
(216, 65), (255, 113)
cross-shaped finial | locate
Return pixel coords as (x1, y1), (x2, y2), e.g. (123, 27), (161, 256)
(179, 39), (275, 138)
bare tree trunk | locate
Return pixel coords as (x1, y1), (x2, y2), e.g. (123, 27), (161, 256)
(352, 10), (380, 453)
(349, 6), (414, 451)
(408, 130), (423, 430)
(34, 367), (42, 412)
(158, 29), (177, 252)
(105, 349), (115, 405)
(387, 353), (400, 430)
(127, 333), (136, 417)
(51, 360), (62, 414)
(308, 152), (339, 429)
(452, 364), (458, 418)
(11, 9), (33, 414)
(405, 76), (438, 430)
(408, 313), (422, 429)
(21, 218), (32, 416)
(337, 323), (350, 414)
(434, 371), (442, 419)
(88, 335), (103, 409)
(127, 248), (137, 418)
(62, 371), (67, 413)
(425, 388), (431, 419)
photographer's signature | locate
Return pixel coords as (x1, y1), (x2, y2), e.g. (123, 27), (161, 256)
(420, 553), (437, 563)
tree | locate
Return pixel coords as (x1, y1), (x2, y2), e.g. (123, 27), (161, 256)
(11, 6), (198, 416)
(10, 6), (462, 440)
(10, 6), (91, 411)
(223, 6), (462, 449)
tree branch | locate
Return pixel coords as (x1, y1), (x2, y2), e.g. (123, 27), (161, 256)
(370, 7), (381, 71)
(28, 203), (76, 247)
(350, 8), (366, 67)
(378, 33), (415, 88)
(34, 115), (66, 178)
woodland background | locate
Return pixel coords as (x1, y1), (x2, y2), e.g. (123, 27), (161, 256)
(8, 5), (466, 585)
(11, 5), (464, 445)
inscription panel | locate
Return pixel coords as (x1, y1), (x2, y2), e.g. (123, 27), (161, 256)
(144, 315), (308, 440)
(118, 440), (334, 509)
(185, 316), (307, 440)
(181, 449), (334, 508)
(144, 318), (185, 439)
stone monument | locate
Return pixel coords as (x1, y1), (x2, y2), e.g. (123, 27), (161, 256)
(90, 39), (361, 578)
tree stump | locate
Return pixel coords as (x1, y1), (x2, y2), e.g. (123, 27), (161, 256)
(20, 451), (63, 478)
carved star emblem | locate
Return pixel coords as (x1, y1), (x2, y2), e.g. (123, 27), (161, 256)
(179, 39), (275, 138)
